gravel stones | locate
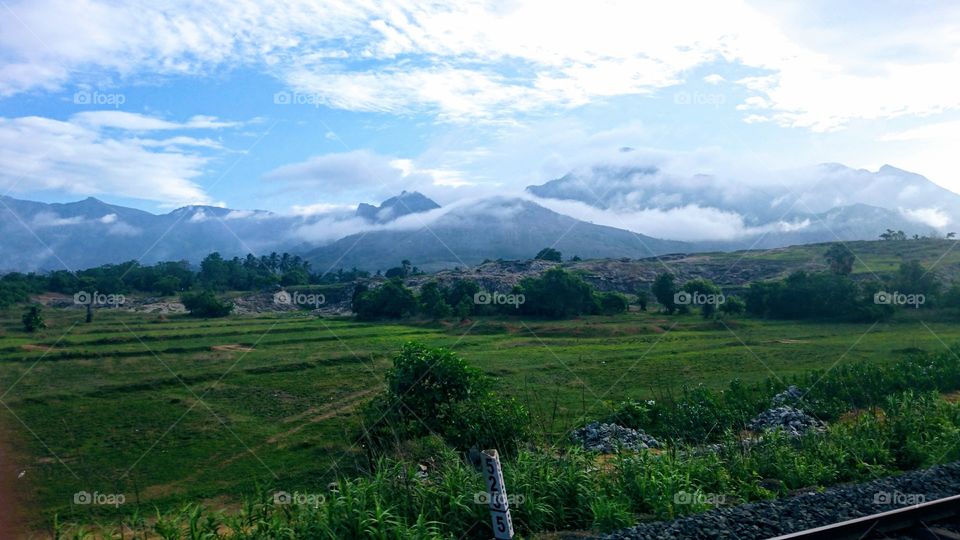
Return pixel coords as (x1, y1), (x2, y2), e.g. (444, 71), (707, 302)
(771, 385), (806, 407)
(571, 422), (660, 453)
(748, 406), (825, 437)
(598, 460), (960, 540)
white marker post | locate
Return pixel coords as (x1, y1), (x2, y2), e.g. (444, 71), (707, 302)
(482, 449), (514, 540)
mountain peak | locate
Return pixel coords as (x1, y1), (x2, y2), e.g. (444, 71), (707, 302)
(356, 191), (440, 223)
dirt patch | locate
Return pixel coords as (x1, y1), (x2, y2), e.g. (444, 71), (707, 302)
(211, 344), (255, 352)
(943, 391), (960, 404)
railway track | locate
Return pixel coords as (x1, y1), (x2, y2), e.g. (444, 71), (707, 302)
(771, 494), (960, 540)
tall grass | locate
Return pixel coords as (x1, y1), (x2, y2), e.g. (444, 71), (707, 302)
(56, 390), (960, 539)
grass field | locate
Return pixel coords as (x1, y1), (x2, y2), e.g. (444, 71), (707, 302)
(2, 305), (960, 531)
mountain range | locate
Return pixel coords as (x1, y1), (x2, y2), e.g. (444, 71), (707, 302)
(1, 162), (956, 273)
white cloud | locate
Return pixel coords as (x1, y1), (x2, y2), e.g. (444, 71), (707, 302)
(264, 149), (469, 201)
(3, 0), (959, 129)
(900, 207), (952, 229)
(0, 112), (233, 205)
(703, 74), (725, 85)
(72, 111), (239, 131)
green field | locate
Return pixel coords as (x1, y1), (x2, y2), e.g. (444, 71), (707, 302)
(2, 305), (960, 530)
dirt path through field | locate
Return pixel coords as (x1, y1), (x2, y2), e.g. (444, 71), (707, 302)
(267, 387), (379, 444)
(0, 412), (27, 539)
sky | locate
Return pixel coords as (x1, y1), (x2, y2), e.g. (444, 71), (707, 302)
(1, 0), (959, 216)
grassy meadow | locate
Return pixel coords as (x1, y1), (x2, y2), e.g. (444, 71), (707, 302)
(1, 304), (960, 532)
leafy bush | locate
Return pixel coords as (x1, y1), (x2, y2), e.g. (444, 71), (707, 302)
(364, 342), (528, 452)
(180, 291), (233, 318)
(652, 273), (678, 314)
(596, 291), (629, 315)
(352, 278), (418, 320)
(514, 268), (596, 318)
(534, 247), (562, 262)
(21, 305), (46, 332)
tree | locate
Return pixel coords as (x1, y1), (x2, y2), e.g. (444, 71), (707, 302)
(719, 295), (746, 316)
(824, 243), (855, 275)
(362, 342), (528, 451)
(636, 290), (649, 311)
(681, 278), (723, 318)
(353, 279), (417, 320)
(198, 253), (230, 290)
(181, 291), (233, 318)
(22, 305), (46, 333)
(596, 291), (629, 315)
(892, 260), (939, 302)
(651, 273), (678, 314)
(418, 281), (452, 319)
(515, 268), (596, 318)
(534, 247), (562, 262)
(880, 229), (907, 241)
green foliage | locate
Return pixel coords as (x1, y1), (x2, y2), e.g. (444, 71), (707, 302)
(719, 295), (746, 316)
(534, 247), (562, 262)
(515, 268), (596, 318)
(745, 271), (884, 320)
(364, 343), (528, 452)
(22, 305), (46, 332)
(353, 279), (418, 320)
(180, 291), (234, 318)
(595, 291), (629, 315)
(892, 260), (940, 303)
(880, 229), (907, 241)
(651, 273), (677, 314)
(58, 392), (960, 538)
(681, 278), (723, 318)
(635, 290), (649, 311)
(824, 243), (855, 275)
(417, 281), (452, 319)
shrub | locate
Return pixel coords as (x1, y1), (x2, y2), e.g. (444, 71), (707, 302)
(596, 291), (629, 315)
(180, 291), (233, 318)
(364, 342), (528, 452)
(21, 305), (46, 332)
(353, 278), (418, 320)
(515, 268), (596, 318)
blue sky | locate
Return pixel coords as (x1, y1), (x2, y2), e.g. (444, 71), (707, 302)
(1, 0), (959, 216)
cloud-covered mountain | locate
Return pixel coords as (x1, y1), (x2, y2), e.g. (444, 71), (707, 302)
(304, 197), (689, 272)
(2, 160), (956, 274)
(526, 161), (953, 247)
(0, 196), (305, 271)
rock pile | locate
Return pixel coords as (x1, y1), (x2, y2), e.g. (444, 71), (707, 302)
(571, 422), (660, 453)
(771, 385), (806, 407)
(748, 406), (824, 437)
